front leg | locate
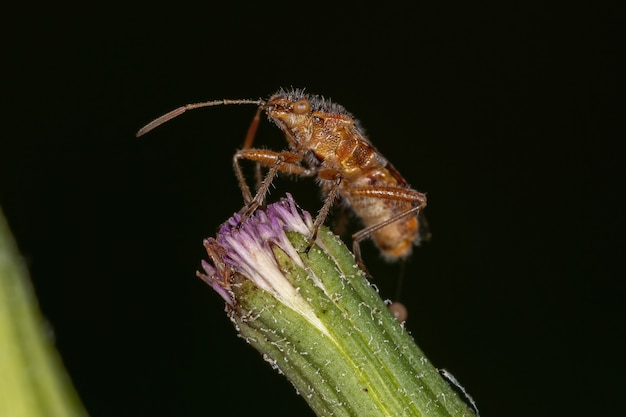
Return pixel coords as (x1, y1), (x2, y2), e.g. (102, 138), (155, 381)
(232, 148), (317, 219)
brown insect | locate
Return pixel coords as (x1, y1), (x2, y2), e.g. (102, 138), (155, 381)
(137, 88), (429, 265)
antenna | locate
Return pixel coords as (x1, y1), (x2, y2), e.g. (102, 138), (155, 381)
(136, 99), (263, 137)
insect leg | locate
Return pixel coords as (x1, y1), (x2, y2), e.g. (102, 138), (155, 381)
(351, 205), (423, 249)
(242, 106), (266, 191)
(242, 106), (263, 150)
(232, 106), (265, 204)
(232, 151), (255, 205)
(306, 175), (342, 252)
(233, 149), (316, 218)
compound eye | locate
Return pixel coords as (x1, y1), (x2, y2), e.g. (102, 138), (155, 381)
(292, 99), (311, 114)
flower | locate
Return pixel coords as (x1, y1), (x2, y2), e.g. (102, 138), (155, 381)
(197, 193), (329, 335)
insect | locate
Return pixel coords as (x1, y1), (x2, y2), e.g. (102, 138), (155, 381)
(137, 88), (429, 266)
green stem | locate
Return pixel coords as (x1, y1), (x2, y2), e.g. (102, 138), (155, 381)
(226, 225), (474, 417)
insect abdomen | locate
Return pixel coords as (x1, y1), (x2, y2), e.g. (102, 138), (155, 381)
(345, 174), (420, 261)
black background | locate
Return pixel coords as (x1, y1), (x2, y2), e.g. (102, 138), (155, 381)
(2, 2), (623, 416)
